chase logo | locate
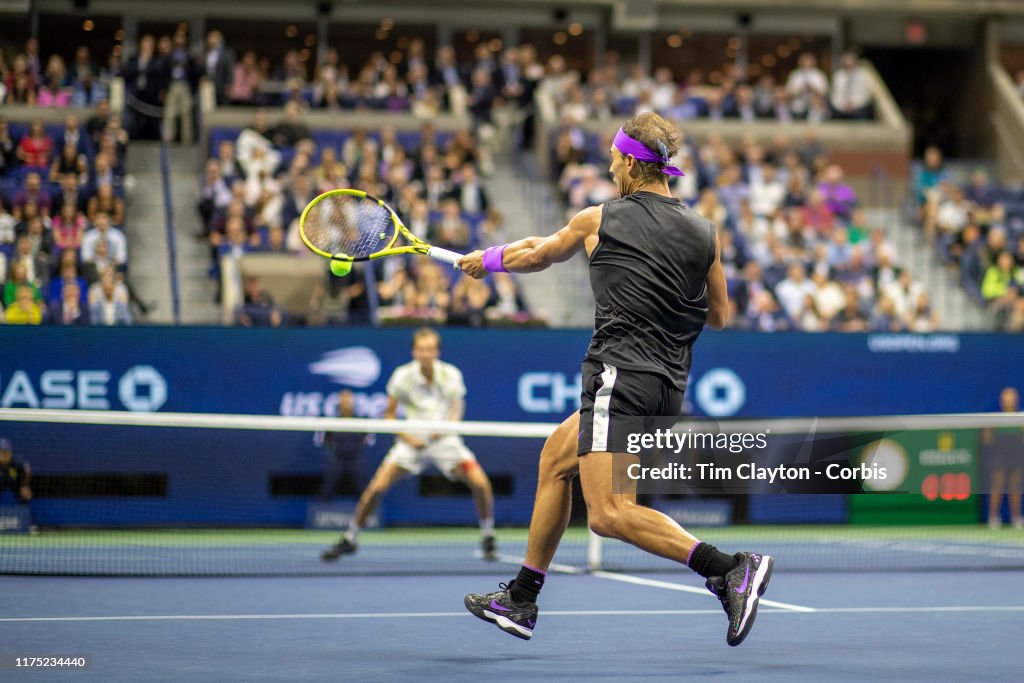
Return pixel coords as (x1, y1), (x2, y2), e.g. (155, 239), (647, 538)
(308, 347), (381, 388)
(694, 368), (746, 417)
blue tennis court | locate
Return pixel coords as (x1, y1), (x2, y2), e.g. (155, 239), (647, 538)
(2, 564), (1020, 682)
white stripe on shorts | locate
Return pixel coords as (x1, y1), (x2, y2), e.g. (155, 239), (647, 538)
(591, 363), (618, 452)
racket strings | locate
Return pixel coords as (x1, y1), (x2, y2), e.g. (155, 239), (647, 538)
(305, 195), (392, 258)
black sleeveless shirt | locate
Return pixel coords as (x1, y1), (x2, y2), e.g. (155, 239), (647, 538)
(585, 191), (716, 390)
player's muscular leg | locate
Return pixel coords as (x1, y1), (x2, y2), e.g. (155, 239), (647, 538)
(453, 462), (494, 521)
(354, 462), (408, 527)
(523, 412), (582, 570)
(579, 451), (699, 564)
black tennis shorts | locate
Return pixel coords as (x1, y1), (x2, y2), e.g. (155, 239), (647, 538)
(577, 358), (685, 456)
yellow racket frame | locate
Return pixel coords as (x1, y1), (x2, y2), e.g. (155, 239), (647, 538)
(298, 188), (462, 268)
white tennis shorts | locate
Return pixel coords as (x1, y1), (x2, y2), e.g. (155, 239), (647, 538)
(383, 435), (477, 479)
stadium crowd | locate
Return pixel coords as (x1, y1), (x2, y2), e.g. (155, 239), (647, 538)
(915, 146), (1024, 332)
(542, 50), (874, 126)
(201, 109), (532, 327)
(0, 44), (144, 327)
(2, 28), (978, 333)
(556, 127), (938, 332)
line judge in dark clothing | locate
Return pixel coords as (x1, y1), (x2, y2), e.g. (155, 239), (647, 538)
(458, 112), (772, 646)
(314, 390), (371, 499)
(0, 438), (32, 504)
(983, 387), (1024, 529)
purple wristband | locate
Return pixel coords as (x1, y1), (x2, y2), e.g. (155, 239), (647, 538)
(482, 244), (508, 273)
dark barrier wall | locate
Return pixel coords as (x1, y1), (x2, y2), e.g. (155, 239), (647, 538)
(1, 328), (1021, 526)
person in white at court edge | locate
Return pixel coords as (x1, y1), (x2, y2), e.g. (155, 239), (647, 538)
(321, 327), (498, 561)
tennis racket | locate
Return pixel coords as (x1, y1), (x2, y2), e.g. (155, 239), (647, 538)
(299, 188), (463, 269)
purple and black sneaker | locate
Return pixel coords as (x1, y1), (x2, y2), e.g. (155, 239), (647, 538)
(464, 582), (538, 640)
(706, 552), (774, 647)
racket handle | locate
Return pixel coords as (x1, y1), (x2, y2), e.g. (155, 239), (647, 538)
(427, 247), (464, 270)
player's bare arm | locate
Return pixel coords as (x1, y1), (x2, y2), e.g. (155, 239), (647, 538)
(706, 232), (730, 331)
(458, 205), (602, 278)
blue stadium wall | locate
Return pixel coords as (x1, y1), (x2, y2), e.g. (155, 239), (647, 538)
(1, 328), (1021, 527)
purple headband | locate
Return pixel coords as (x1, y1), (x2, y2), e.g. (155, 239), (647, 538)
(612, 128), (684, 176)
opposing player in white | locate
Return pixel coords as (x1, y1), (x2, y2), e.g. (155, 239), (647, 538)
(322, 327), (498, 561)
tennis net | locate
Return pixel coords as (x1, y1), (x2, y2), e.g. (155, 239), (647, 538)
(0, 408), (1021, 576)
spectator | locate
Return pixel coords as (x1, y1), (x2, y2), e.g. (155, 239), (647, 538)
(12, 172), (51, 219)
(906, 292), (939, 332)
(752, 74), (777, 118)
(81, 213), (128, 265)
(48, 280), (89, 326)
(49, 142), (88, 184)
(71, 45), (94, 83)
(9, 236), (48, 291)
(51, 202), (87, 257)
(47, 250), (88, 303)
(775, 263), (816, 320)
(4, 54), (36, 104)
(235, 275), (282, 327)
(785, 52), (829, 119)
(869, 294), (903, 332)
(4, 284), (44, 325)
(981, 250), (1023, 310)
(22, 215), (54, 266)
(488, 271), (529, 320)
(430, 198), (471, 251)
(57, 114), (84, 154)
(37, 54), (71, 107)
(91, 151), (117, 191)
(449, 163), (489, 214)
(229, 51), (262, 105)
(0, 438), (32, 504)
(964, 168), (1001, 209)
(832, 285), (869, 332)
(16, 120), (54, 170)
(0, 197), (14, 245)
(0, 118), (16, 176)
(746, 290), (792, 332)
(124, 35), (167, 139)
(89, 268), (132, 325)
(203, 30), (235, 105)
(25, 37), (41, 81)
(448, 273), (492, 327)
(270, 101), (311, 148)
(70, 67), (108, 107)
(54, 174), (89, 216)
(82, 237), (117, 284)
(87, 184), (125, 226)
(830, 51), (873, 119)
(817, 164), (857, 221)
(86, 99), (111, 148)
(163, 30), (198, 144)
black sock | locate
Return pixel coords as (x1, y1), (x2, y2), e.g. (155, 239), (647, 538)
(686, 542), (738, 579)
(509, 564), (546, 604)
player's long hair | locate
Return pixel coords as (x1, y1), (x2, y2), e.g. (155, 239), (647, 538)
(621, 112), (681, 185)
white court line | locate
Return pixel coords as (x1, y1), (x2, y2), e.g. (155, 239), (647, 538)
(591, 570), (817, 613)
(2, 606), (1023, 623)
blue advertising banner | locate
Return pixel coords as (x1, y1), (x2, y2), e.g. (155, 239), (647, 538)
(2, 328), (1021, 418)
(0, 328), (1020, 526)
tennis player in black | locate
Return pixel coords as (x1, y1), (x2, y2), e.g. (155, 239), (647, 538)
(458, 112), (773, 646)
